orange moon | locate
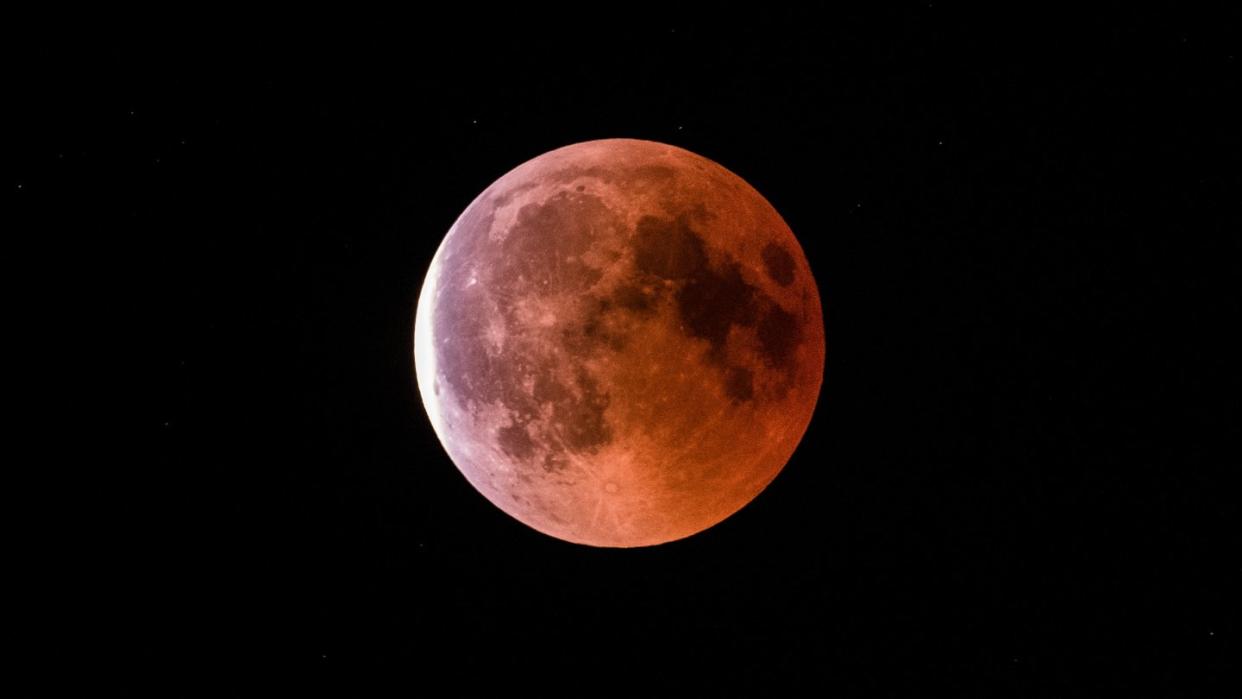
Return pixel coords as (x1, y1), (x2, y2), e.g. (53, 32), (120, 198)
(414, 139), (824, 547)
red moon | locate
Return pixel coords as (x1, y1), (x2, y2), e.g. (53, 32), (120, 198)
(415, 139), (824, 547)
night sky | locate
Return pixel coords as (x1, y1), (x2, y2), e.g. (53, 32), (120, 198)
(13, 8), (1239, 695)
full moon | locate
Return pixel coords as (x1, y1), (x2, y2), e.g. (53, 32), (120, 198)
(414, 139), (824, 547)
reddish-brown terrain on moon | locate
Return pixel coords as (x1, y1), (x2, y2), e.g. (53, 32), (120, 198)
(414, 139), (824, 547)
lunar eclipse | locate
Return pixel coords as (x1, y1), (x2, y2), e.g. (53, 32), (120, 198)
(415, 139), (824, 547)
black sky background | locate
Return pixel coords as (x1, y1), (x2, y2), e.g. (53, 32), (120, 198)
(11, 7), (1240, 695)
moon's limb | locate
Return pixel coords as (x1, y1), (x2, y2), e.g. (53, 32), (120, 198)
(415, 139), (824, 547)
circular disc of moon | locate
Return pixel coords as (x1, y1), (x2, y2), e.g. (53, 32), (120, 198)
(414, 139), (824, 547)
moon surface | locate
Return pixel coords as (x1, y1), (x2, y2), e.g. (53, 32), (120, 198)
(414, 139), (824, 547)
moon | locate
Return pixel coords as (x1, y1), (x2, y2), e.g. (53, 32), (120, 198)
(414, 139), (824, 547)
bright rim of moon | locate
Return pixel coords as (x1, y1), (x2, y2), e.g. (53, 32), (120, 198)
(415, 139), (824, 547)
